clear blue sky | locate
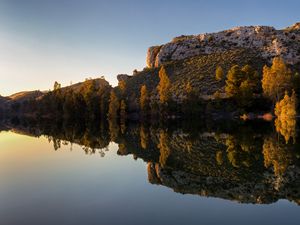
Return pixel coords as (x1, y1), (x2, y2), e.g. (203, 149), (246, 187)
(0, 0), (299, 96)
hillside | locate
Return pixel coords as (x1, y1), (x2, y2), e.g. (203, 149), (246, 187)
(122, 48), (267, 107)
(8, 91), (44, 102)
(3, 22), (300, 120)
(59, 78), (110, 94)
(4, 78), (110, 104)
(147, 22), (300, 68)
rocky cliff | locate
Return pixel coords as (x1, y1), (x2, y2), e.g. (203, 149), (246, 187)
(147, 22), (300, 68)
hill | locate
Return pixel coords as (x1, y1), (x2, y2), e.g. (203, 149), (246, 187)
(59, 78), (110, 94)
(121, 48), (267, 110)
(8, 91), (44, 102)
(147, 22), (300, 68)
(4, 22), (300, 120)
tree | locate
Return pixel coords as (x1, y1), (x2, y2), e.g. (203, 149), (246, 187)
(225, 65), (244, 97)
(108, 90), (119, 119)
(263, 135), (293, 176)
(225, 64), (260, 106)
(293, 72), (300, 96)
(118, 80), (126, 94)
(140, 125), (149, 149)
(238, 65), (260, 105)
(241, 64), (260, 93)
(275, 91), (297, 143)
(157, 129), (170, 168)
(157, 66), (171, 104)
(262, 57), (293, 103)
(82, 79), (98, 118)
(140, 84), (149, 112)
(215, 65), (224, 81)
(185, 81), (193, 95)
(53, 81), (61, 91)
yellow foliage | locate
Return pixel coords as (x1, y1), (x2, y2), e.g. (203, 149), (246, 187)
(140, 85), (148, 111)
(140, 125), (148, 149)
(262, 57), (292, 102)
(274, 91), (297, 143)
(157, 66), (171, 104)
(216, 151), (223, 165)
(185, 81), (193, 94)
(263, 136), (292, 176)
(215, 65), (224, 81)
(157, 130), (171, 168)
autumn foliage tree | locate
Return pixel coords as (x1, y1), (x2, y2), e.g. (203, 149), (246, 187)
(262, 57), (293, 103)
(157, 66), (171, 104)
(140, 84), (149, 113)
(215, 65), (224, 81)
(53, 81), (61, 91)
(263, 136), (293, 176)
(275, 91), (297, 143)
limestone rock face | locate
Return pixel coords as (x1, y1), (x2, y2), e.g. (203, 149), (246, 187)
(117, 74), (132, 82)
(146, 23), (300, 67)
(146, 46), (161, 68)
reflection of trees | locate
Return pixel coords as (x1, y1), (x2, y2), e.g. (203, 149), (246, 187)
(5, 118), (300, 205)
(32, 119), (111, 156)
(275, 118), (296, 144)
(49, 137), (61, 151)
(215, 151), (223, 165)
(140, 125), (149, 149)
(263, 135), (294, 176)
(224, 134), (260, 168)
(157, 129), (171, 168)
(274, 91), (297, 143)
(109, 119), (120, 142)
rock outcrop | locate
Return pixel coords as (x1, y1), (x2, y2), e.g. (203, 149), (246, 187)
(117, 74), (132, 82)
(146, 22), (300, 68)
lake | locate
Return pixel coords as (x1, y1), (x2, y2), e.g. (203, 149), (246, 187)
(0, 119), (300, 225)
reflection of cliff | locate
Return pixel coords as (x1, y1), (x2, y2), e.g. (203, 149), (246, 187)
(147, 162), (300, 205)
(117, 124), (300, 205)
(2, 119), (300, 205)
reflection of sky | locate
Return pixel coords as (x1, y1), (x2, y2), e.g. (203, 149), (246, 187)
(0, 131), (300, 225)
(0, 0), (300, 95)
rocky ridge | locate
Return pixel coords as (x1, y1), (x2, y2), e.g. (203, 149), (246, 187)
(147, 22), (300, 68)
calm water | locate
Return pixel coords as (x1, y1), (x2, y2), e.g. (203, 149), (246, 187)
(0, 120), (300, 225)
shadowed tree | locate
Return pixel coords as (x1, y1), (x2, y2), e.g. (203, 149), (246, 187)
(108, 90), (120, 120)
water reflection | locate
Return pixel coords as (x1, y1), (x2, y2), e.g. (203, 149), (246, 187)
(2, 118), (300, 205)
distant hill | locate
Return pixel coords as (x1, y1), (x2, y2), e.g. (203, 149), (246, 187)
(4, 78), (110, 104)
(8, 91), (45, 102)
(59, 78), (110, 93)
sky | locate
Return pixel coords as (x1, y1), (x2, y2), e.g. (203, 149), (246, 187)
(0, 0), (300, 96)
